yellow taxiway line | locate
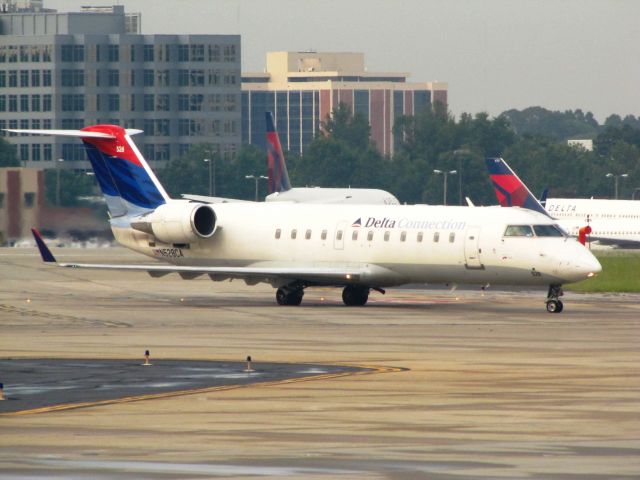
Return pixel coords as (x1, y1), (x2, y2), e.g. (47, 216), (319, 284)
(1, 364), (406, 417)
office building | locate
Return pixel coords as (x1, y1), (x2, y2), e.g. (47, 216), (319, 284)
(0, 2), (241, 169)
(242, 51), (447, 156)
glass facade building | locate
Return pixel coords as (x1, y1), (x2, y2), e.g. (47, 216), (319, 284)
(0, 5), (241, 169)
(242, 52), (447, 156)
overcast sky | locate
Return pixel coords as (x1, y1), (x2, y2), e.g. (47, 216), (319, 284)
(47, 0), (639, 122)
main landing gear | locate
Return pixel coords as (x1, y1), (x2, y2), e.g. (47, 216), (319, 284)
(546, 284), (564, 313)
(342, 285), (370, 306)
(276, 285), (304, 306)
(275, 284), (374, 306)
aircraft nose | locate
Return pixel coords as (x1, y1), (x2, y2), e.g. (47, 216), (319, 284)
(559, 244), (602, 282)
(577, 249), (602, 277)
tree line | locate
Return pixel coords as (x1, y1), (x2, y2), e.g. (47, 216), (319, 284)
(159, 104), (640, 206)
(1, 105), (639, 206)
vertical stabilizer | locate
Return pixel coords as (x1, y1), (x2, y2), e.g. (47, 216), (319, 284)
(81, 125), (169, 216)
(3, 125), (169, 217)
(265, 112), (292, 194)
(485, 157), (550, 217)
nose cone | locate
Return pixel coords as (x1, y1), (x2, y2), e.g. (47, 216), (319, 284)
(559, 243), (602, 282)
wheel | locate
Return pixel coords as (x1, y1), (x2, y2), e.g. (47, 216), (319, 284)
(342, 286), (369, 306)
(546, 300), (563, 313)
(276, 288), (287, 305)
(276, 287), (303, 306)
(288, 289), (304, 306)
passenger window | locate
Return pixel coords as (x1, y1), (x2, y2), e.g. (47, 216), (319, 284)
(449, 232), (455, 243)
(367, 231), (374, 241)
(433, 232), (440, 243)
(336, 230), (343, 241)
(417, 232), (423, 243)
(321, 229), (327, 240)
(305, 229), (311, 240)
(504, 225), (534, 237)
(291, 229), (297, 239)
(400, 231), (406, 242)
(352, 230), (358, 241)
(384, 231), (390, 242)
(275, 228), (281, 239)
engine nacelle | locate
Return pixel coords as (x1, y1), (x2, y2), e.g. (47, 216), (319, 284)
(132, 202), (217, 244)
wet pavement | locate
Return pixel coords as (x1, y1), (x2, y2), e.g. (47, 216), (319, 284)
(0, 359), (367, 414)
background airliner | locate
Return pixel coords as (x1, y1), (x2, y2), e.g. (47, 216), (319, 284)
(184, 112), (400, 205)
(487, 157), (640, 248)
(262, 112), (399, 205)
(12, 125), (600, 313)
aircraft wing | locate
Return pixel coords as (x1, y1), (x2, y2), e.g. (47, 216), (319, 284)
(587, 236), (640, 248)
(181, 194), (252, 204)
(31, 229), (365, 284)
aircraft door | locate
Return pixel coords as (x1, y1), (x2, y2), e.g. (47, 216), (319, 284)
(464, 226), (483, 269)
(334, 221), (346, 250)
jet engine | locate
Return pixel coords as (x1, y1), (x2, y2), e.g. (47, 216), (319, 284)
(131, 202), (217, 244)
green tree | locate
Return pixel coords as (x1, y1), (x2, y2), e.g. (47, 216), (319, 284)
(157, 144), (212, 197)
(293, 103), (390, 191)
(159, 144), (266, 201)
(44, 169), (97, 206)
(500, 107), (600, 141)
(391, 106), (516, 205)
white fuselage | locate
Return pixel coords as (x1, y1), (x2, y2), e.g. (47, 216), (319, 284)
(546, 198), (640, 245)
(265, 188), (399, 205)
(112, 203), (600, 288)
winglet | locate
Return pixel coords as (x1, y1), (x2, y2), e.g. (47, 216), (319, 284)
(31, 229), (57, 263)
(539, 188), (548, 208)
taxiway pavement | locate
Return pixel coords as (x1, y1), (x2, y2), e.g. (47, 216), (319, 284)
(0, 247), (639, 479)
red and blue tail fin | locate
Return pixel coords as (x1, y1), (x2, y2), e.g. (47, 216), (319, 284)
(265, 112), (292, 194)
(485, 157), (550, 217)
(5, 125), (169, 217)
(80, 125), (168, 215)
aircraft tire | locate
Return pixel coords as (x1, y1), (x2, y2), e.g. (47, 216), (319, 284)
(546, 300), (563, 313)
(276, 287), (303, 306)
(342, 285), (369, 306)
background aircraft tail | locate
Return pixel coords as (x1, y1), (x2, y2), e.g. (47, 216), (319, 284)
(485, 157), (549, 216)
(6, 125), (169, 218)
(265, 112), (292, 194)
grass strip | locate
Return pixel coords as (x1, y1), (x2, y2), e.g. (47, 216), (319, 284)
(568, 250), (640, 292)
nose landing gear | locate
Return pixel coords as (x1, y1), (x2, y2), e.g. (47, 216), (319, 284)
(546, 284), (564, 313)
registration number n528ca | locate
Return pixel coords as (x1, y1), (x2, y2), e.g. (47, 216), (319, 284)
(152, 248), (183, 258)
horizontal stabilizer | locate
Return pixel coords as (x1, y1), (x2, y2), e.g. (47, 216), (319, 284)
(3, 128), (143, 138)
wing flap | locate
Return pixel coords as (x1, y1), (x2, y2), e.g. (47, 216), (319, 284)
(32, 230), (366, 284)
(56, 261), (362, 283)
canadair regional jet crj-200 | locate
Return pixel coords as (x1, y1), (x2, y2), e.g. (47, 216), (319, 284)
(13, 125), (601, 313)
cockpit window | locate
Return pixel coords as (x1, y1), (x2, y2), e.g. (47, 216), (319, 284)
(504, 225), (534, 237)
(533, 224), (566, 237)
